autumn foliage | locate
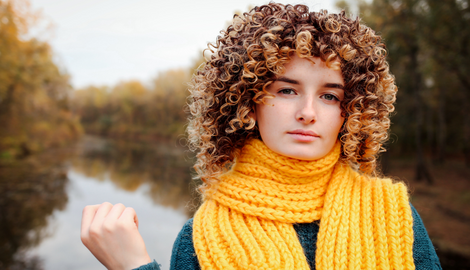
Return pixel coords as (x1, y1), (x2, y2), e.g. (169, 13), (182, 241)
(0, 0), (82, 160)
(71, 68), (195, 141)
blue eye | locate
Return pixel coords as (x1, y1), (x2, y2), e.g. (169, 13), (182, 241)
(279, 89), (296, 95)
(323, 94), (339, 101)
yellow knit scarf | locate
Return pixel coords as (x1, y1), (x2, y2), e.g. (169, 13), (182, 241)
(193, 139), (415, 270)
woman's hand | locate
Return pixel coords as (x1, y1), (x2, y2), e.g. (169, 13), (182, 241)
(81, 202), (152, 270)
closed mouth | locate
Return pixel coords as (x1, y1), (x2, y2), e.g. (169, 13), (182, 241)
(287, 130), (320, 137)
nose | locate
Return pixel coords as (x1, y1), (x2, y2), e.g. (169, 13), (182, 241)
(296, 98), (316, 124)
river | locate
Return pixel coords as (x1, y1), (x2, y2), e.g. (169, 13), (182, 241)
(0, 135), (199, 270)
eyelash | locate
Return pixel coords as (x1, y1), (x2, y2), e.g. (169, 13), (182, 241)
(277, 89), (340, 101)
(322, 93), (340, 101)
(278, 88), (296, 95)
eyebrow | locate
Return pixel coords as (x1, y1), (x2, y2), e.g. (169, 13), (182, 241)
(324, 83), (345, 90)
(275, 76), (299, 84)
(275, 76), (345, 90)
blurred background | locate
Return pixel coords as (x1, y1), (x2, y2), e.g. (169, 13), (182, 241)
(0, 0), (468, 269)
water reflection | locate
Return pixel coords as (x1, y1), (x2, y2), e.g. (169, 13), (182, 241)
(71, 136), (200, 216)
(0, 136), (199, 269)
(0, 148), (72, 270)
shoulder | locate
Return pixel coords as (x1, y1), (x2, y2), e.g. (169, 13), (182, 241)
(410, 204), (443, 270)
(170, 218), (200, 270)
(176, 218), (194, 240)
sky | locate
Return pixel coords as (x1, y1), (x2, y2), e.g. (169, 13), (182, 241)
(29, 0), (340, 88)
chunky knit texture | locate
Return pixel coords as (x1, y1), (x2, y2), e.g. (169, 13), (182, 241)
(192, 139), (415, 270)
(135, 205), (443, 270)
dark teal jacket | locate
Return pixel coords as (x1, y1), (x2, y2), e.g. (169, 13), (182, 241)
(137, 204), (441, 270)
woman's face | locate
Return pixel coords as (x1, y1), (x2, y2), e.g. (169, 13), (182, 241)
(251, 55), (345, 160)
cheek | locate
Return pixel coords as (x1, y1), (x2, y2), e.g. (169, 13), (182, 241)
(255, 102), (287, 134)
(255, 105), (273, 131)
(335, 117), (345, 135)
(325, 108), (344, 135)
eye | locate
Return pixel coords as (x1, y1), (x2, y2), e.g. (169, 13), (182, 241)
(322, 93), (339, 101)
(278, 88), (296, 95)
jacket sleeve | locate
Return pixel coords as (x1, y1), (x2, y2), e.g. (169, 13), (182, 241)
(133, 218), (200, 270)
(132, 260), (161, 270)
(169, 218), (201, 270)
(411, 204), (443, 270)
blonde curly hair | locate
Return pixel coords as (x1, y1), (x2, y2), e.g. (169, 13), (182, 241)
(187, 3), (397, 191)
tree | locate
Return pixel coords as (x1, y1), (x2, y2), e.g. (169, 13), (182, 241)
(356, 0), (434, 182)
(0, 0), (82, 159)
(421, 0), (470, 165)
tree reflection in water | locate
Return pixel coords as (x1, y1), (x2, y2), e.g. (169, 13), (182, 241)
(71, 136), (200, 218)
(0, 136), (199, 269)
(0, 148), (72, 270)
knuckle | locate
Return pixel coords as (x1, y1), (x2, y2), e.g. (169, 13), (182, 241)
(115, 219), (126, 228)
(115, 203), (125, 208)
(88, 226), (101, 239)
(101, 202), (112, 208)
(102, 221), (115, 233)
(116, 219), (132, 230)
(82, 205), (92, 214)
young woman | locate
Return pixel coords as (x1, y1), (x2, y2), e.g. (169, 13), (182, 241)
(81, 3), (442, 270)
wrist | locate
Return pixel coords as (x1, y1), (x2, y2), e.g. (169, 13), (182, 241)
(125, 254), (152, 270)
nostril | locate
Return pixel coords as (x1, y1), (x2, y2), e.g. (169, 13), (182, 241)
(298, 115), (316, 123)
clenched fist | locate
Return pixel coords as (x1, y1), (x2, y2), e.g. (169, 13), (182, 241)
(81, 203), (152, 270)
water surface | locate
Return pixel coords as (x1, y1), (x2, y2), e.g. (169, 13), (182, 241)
(0, 136), (198, 270)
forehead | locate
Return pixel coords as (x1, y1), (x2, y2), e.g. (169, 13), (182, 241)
(279, 55), (344, 83)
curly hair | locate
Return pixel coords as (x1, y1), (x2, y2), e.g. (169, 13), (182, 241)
(187, 2), (397, 192)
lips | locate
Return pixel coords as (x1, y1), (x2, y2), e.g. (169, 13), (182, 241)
(287, 129), (320, 142)
(287, 129), (320, 137)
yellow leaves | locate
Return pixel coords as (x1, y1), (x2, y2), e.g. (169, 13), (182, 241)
(74, 85), (109, 109)
(0, 0), (81, 159)
(1, 0), (40, 37)
(112, 80), (147, 99)
(152, 68), (190, 95)
(72, 67), (193, 140)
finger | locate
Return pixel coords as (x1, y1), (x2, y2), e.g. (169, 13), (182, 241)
(119, 207), (139, 229)
(90, 202), (114, 229)
(105, 203), (126, 222)
(81, 204), (100, 236)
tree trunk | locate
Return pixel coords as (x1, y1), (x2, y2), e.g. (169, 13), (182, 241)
(461, 87), (470, 167)
(410, 44), (434, 184)
(435, 87), (446, 164)
(425, 101), (435, 157)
